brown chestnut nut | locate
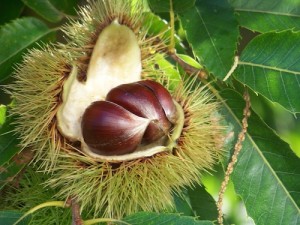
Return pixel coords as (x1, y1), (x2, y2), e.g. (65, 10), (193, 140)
(81, 80), (177, 156)
(81, 101), (150, 155)
(138, 80), (177, 123)
(106, 82), (172, 143)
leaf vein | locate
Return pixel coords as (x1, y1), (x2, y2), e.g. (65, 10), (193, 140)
(238, 61), (300, 75)
(195, 7), (227, 74)
(280, 71), (294, 111)
(234, 9), (300, 18)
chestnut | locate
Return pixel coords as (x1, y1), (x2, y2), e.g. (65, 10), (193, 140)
(81, 101), (150, 155)
(106, 81), (172, 143)
(81, 80), (178, 156)
(138, 80), (177, 123)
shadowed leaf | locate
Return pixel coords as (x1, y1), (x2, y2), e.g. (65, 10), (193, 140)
(0, 17), (56, 82)
(179, 0), (239, 80)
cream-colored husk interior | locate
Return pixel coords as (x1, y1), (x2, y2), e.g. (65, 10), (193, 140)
(57, 20), (142, 142)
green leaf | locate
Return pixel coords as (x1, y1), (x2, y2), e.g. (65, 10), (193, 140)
(176, 54), (202, 69)
(153, 54), (181, 89)
(234, 30), (300, 113)
(173, 185), (219, 221)
(229, 0), (300, 32)
(174, 193), (194, 217)
(179, 0), (239, 80)
(187, 185), (218, 221)
(0, 211), (28, 225)
(0, 17), (56, 82)
(219, 89), (300, 225)
(0, 117), (19, 168)
(0, 115), (26, 190)
(0, 156), (28, 191)
(22, 0), (63, 23)
(148, 0), (195, 13)
(122, 212), (213, 225)
(0, 0), (24, 25)
(0, 105), (6, 128)
(235, 12), (300, 33)
(143, 12), (170, 41)
(50, 0), (79, 16)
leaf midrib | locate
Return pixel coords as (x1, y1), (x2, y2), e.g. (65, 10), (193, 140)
(0, 28), (57, 66)
(234, 8), (300, 18)
(194, 6), (227, 74)
(238, 61), (300, 75)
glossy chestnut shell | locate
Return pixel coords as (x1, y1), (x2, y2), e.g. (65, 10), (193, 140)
(81, 80), (177, 156)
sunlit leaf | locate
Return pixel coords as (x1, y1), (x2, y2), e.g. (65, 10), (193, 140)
(234, 30), (300, 113)
(179, 0), (239, 80)
(235, 12), (300, 33)
(219, 89), (300, 225)
(0, 17), (56, 82)
(176, 54), (202, 69)
(229, 0), (300, 32)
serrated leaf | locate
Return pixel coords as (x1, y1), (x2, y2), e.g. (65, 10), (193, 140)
(148, 0), (195, 13)
(219, 89), (300, 225)
(0, 0), (24, 25)
(179, 0), (239, 80)
(0, 17), (55, 82)
(0, 211), (28, 225)
(122, 212), (213, 225)
(229, 0), (300, 33)
(22, 0), (63, 23)
(234, 30), (300, 113)
(235, 12), (300, 33)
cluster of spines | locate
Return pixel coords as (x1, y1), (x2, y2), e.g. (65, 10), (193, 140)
(6, 0), (225, 220)
(8, 0), (168, 170)
(45, 77), (224, 218)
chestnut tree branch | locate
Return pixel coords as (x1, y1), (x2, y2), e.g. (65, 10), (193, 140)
(69, 197), (83, 225)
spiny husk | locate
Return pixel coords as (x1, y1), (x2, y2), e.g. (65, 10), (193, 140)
(45, 77), (225, 218)
(7, 0), (166, 170)
(6, 0), (225, 220)
(6, 47), (68, 169)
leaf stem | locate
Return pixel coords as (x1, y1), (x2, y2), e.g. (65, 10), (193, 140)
(13, 201), (68, 225)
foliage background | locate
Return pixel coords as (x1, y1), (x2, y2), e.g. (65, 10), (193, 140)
(0, 0), (300, 224)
